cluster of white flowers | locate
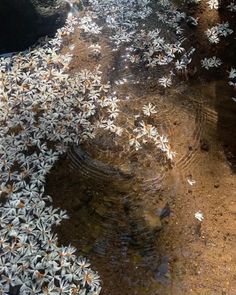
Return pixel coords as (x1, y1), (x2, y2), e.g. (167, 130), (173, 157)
(128, 131), (176, 160)
(155, 1), (186, 35)
(86, 0), (152, 46)
(130, 120), (175, 160)
(129, 26), (195, 85)
(1, 0), (236, 292)
(205, 22), (233, 44)
(126, 102), (175, 160)
(201, 56), (222, 69)
(79, 0), (236, 89)
(122, 0), (199, 86)
(130, 28), (186, 68)
(175, 52), (193, 75)
(74, 0), (176, 158)
(158, 75), (174, 88)
(79, 16), (102, 35)
(0, 193), (100, 294)
(0, 10), (136, 294)
(0, 1), (179, 292)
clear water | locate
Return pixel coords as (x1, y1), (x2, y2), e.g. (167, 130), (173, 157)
(46, 1), (236, 294)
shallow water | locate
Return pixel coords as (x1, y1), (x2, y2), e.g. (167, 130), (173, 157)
(46, 2), (236, 294)
(46, 74), (236, 295)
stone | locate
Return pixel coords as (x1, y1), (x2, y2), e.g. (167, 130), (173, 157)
(200, 138), (210, 152)
(143, 210), (162, 230)
(155, 256), (171, 285)
(214, 183), (220, 188)
(0, 0), (69, 54)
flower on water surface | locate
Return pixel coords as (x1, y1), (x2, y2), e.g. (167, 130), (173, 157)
(142, 103), (157, 116)
(207, 0), (219, 9)
(201, 56), (222, 69)
(195, 211), (204, 221)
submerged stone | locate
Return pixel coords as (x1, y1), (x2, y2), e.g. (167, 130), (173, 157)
(155, 256), (171, 285)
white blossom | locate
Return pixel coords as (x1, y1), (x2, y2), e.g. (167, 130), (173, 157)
(142, 103), (157, 116)
(207, 0), (219, 9)
(195, 211), (204, 221)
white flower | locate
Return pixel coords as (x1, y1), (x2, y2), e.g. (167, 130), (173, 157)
(187, 16), (198, 26)
(166, 148), (176, 160)
(142, 103), (157, 116)
(205, 23), (233, 44)
(207, 0), (219, 9)
(129, 136), (141, 150)
(195, 211), (204, 221)
(217, 22), (233, 37)
(205, 28), (219, 44)
(175, 59), (187, 70)
(79, 16), (102, 35)
(158, 76), (173, 88)
(187, 178), (196, 186)
(100, 119), (117, 132)
(228, 68), (236, 79)
(227, 2), (236, 11)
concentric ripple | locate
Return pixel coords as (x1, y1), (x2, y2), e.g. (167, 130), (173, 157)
(68, 146), (133, 182)
(47, 149), (166, 294)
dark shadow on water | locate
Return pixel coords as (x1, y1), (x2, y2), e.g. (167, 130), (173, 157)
(0, 0), (68, 54)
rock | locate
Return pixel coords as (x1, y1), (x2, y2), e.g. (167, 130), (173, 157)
(195, 222), (201, 237)
(156, 202), (171, 219)
(119, 163), (132, 175)
(214, 183), (220, 188)
(72, 198), (83, 211)
(155, 256), (171, 285)
(143, 210), (162, 230)
(200, 139), (210, 152)
(0, 0), (69, 54)
(159, 202), (171, 219)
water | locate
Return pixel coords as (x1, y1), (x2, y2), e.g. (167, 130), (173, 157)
(46, 76), (236, 294)
(46, 1), (236, 294)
